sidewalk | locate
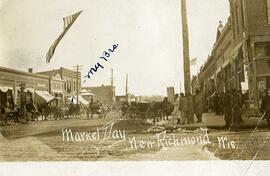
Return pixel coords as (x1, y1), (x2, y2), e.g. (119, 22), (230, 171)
(158, 113), (268, 130)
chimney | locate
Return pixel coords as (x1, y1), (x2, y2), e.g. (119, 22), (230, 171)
(28, 68), (33, 73)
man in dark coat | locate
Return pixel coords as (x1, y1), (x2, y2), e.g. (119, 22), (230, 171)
(193, 90), (203, 123)
(213, 92), (219, 115)
(260, 90), (270, 130)
(231, 89), (242, 128)
(219, 92), (225, 115)
(224, 91), (232, 129)
(186, 93), (194, 124)
(180, 93), (188, 125)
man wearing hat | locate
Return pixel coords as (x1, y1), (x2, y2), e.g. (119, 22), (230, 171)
(231, 89), (242, 128)
(260, 89), (270, 130)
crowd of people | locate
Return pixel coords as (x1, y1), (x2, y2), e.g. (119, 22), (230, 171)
(221, 89), (244, 129)
(171, 90), (203, 125)
(171, 88), (270, 130)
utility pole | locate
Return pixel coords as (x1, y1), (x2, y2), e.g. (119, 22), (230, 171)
(181, 0), (194, 124)
(73, 65), (83, 107)
(181, 0), (191, 95)
(180, 81), (182, 94)
(125, 74), (128, 101)
(111, 69), (114, 87)
(111, 68), (116, 103)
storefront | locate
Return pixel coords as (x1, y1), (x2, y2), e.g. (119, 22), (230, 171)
(254, 41), (270, 105)
(0, 86), (13, 107)
(0, 66), (64, 108)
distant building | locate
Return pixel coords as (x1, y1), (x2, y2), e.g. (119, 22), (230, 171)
(167, 87), (175, 103)
(82, 85), (115, 105)
(115, 95), (128, 105)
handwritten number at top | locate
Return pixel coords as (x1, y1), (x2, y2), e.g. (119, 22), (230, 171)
(84, 43), (119, 81)
(100, 44), (119, 62)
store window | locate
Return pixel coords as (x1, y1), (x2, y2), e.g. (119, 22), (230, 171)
(255, 42), (270, 57)
(267, 0), (270, 23)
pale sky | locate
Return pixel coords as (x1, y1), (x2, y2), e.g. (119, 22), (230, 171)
(0, 0), (230, 96)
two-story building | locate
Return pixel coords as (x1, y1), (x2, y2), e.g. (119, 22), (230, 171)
(37, 67), (81, 104)
(82, 85), (115, 105)
(0, 67), (62, 107)
(197, 0), (270, 108)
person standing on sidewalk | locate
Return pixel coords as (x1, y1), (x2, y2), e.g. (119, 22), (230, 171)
(219, 92), (225, 115)
(213, 92), (219, 115)
(186, 93), (195, 124)
(179, 93), (185, 124)
(180, 93), (188, 124)
(260, 89), (270, 130)
(231, 89), (242, 128)
(172, 94), (180, 124)
(237, 90), (244, 123)
(224, 90), (232, 129)
(193, 90), (203, 123)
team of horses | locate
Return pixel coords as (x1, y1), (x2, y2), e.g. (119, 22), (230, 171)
(1, 100), (173, 125)
(120, 101), (174, 124)
(0, 103), (94, 125)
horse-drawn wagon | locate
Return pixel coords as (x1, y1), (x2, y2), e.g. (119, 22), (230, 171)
(120, 101), (174, 124)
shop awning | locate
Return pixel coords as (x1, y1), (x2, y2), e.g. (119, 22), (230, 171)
(0, 86), (12, 92)
(35, 90), (55, 103)
(68, 95), (89, 105)
(81, 92), (94, 96)
(80, 89), (94, 96)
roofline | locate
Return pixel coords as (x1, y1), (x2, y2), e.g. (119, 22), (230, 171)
(0, 66), (49, 79)
(37, 67), (80, 74)
(213, 17), (232, 51)
(82, 85), (113, 89)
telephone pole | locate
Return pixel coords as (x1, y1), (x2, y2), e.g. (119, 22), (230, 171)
(181, 0), (194, 123)
(180, 81), (182, 94)
(125, 74), (128, 101)
(73, 65), (83, 107)
(111, 68), (116, 103)
(111, 69), (114, 87)
(181, 0), (191, 95)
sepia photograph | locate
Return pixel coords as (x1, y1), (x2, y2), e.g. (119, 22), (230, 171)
(0, 0), (270, 175)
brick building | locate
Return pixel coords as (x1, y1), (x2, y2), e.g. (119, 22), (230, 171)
(0, 66), (63, 107)
(197, 0), (270, 108)
(82, 85), (115, 105)
(37, 67), (81, 103)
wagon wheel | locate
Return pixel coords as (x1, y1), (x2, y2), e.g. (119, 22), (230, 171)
(18, 111), (29, 124)
(1, 114), (11, 125)
(54, 111), (64, 120)
(32, 111), (41, 121)
(127, 107), (137, 120)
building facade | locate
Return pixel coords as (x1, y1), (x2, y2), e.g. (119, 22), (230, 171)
(0, 66), (64, 107)
(197, 0), (270, 108)
(37, 67), (81, 103)
(82, 85), (115, 105)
